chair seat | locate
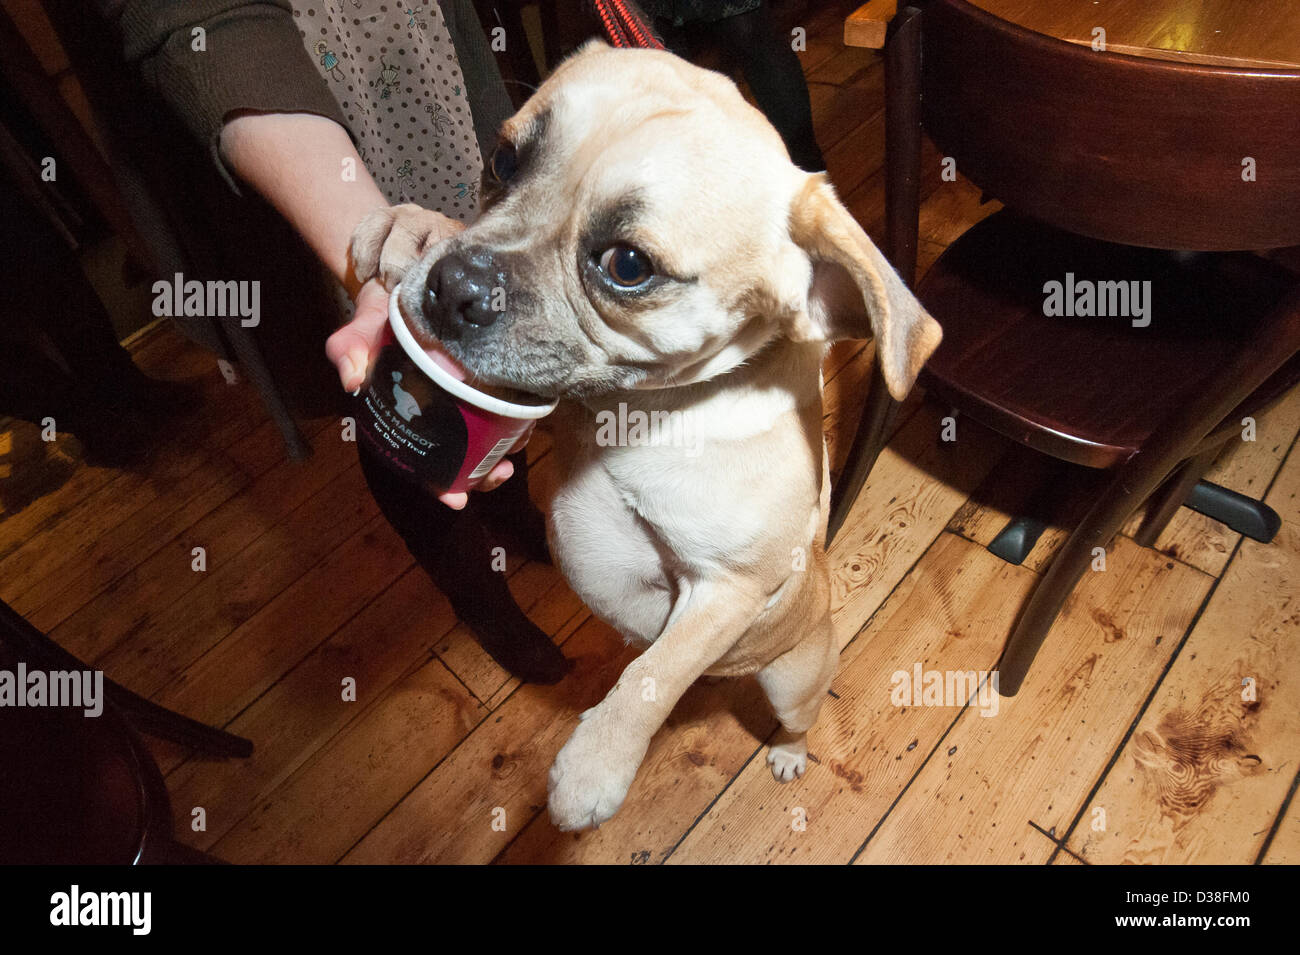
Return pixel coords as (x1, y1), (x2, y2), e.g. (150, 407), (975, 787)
(917, 210), (1296, 468)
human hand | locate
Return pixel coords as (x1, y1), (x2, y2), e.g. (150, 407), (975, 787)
(436, 424), (535, 511)
(326, 276), (391, 394)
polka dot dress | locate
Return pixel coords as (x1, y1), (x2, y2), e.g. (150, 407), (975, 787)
(292, 1), (484, 220)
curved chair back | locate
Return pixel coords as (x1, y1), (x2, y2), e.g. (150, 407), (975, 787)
(921, 0), (1300, 250)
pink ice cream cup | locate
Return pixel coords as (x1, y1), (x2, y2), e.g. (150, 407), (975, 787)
(354, 286), (557, 493)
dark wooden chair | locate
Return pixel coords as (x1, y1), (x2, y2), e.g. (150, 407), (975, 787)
(0, 599), (251, 863)
(829, 0), (1300, 695)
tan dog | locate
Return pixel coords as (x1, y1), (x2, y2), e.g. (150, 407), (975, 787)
(352, 40), (941, 831)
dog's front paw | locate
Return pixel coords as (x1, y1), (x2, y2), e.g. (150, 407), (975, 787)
(547, 714), (640, 831)
(349, 204), (465, 289)
(767, 735), (808, 782)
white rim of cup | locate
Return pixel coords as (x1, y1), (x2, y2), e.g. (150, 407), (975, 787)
(387, 285), (558, 420)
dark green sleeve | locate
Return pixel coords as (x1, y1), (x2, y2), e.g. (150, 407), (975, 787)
(439, 0), (515, 166)
(117, 0), (353, 190)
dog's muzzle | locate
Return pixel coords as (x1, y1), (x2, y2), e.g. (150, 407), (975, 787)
(421, 245), (508, 337)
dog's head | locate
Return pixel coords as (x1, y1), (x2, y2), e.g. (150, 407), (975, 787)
(396, 40), (940, 401)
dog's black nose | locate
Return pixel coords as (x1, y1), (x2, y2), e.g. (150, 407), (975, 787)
(422, 246), (505, 333)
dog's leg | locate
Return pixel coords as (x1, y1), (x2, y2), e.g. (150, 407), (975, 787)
(756, 615), (837, 782)
(547, 578), (764, 831)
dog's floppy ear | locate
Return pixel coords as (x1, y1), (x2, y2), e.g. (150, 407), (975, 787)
(787, 174), (942, 401)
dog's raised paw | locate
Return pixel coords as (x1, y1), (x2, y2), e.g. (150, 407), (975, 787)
(767, 739), (808, 783)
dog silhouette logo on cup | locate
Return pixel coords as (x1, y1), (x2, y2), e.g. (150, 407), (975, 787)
(390, 372), (421, 421)
(355, 287), (557, 493)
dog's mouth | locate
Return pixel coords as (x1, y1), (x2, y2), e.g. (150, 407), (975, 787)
(418, 335), (471, 383)
(405, 317), (554, 407)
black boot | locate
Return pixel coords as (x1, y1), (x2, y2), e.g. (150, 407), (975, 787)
(0, 344), (154, 468)
(357, 444), (571, 684)
(477, 450), (552, 565)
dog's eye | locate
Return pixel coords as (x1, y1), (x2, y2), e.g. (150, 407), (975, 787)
(598, 244), (654, 287)
(489, 142), (518, 184)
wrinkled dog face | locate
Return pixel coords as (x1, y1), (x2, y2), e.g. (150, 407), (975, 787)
(397, 41), (813, 399)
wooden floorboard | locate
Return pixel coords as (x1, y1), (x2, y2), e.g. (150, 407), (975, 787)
(669, 533), (1038, 865)
(1067, 439), (1300, 864)
(1261, 779), (1300, 864)
(5, 0), (1297, 865)
(854, 537), (1212, 865)
(342, 617), (640, 864)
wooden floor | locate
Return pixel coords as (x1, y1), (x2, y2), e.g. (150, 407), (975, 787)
(5, 1), (1299, 864)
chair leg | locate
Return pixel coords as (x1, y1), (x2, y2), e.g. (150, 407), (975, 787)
(0, 599), (253, 758)
(122, 711), (232, 865)
(111, 694), (254, 759)
(997, 467), (1158, 696)
(987, 512), (1048, 565)
(826, 3), (921, 546)
(537, 0), (560, 71)
(828, 355), (901, 543)
(987, 459), (1076, 565)
(826, 4), (920, 546)
(1001, 284), (1300, 695)
(884, 5), (923, 288)
(1185, 480), (1284, 543)
(224, 326), (310, 461)
(501, 2), (543, 88)
(1134, 442), (1224, 547)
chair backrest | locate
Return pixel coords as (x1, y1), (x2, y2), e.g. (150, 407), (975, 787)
(920, 0), (1300, 251)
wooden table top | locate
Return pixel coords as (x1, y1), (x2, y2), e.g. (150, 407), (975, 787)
(969, 0), (1300, 70)
(845, 1), (1300, 70)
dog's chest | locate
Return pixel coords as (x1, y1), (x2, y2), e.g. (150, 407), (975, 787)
(545, 440), (754, 645)
(542, 391), (821, 646)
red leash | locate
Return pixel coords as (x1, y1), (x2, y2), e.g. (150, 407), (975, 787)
(592, 0), (665, 49)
